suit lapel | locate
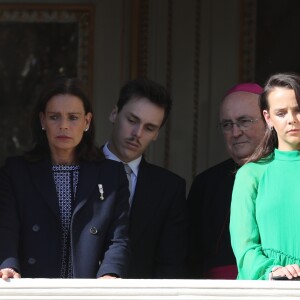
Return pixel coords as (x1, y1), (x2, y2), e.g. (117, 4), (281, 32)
(28, 157), (60, 218)
(73, 161), (100, 214)
(130, 159), (161, 239)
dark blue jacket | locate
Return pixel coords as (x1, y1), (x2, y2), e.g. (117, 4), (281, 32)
(0, 156), (130, 278)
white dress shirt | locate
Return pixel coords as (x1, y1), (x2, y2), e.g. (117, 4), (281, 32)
(103, 142), (141, 202)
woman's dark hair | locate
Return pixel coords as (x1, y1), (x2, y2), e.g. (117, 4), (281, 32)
(117, 78), (172, 127)
(26, 76), (103, 162)
(246, 72), (300, 163)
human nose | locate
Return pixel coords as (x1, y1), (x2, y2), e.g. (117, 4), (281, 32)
(288, 112), (297, 124)
(231, 123), (243, 137)
(59, 117), (69, 129)
(132, 124), (143, 138)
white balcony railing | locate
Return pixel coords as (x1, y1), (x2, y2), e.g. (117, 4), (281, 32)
(1, 279), (300, 299)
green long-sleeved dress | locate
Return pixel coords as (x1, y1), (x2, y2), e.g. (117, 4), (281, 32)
(230, 149), (300, 280)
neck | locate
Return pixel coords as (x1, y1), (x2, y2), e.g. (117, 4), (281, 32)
(51, 150), (76, 165)
(233, 157), (243, 166)
(107, 141), (127, 162)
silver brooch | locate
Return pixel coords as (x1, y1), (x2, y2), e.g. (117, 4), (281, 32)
(98, 184), (104, 200)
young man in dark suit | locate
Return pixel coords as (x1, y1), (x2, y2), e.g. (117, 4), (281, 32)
(103, 78), (187, 279)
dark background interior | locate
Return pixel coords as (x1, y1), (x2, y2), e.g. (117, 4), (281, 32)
(256, 0), (300, 85)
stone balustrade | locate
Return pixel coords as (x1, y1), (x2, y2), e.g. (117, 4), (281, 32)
(1, 279), (300, 299)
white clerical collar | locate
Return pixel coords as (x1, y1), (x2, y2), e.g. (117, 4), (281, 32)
(103, 142), (141, 177)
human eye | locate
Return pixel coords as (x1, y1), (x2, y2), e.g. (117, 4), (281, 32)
(275, 110), (285, 117)
(69, 114), (79, 121)
(238, 118), (252, 128)
(49, 114), (59, 120)
(221, 121), (233, 131)
(127, 117), (136, 124)
(145, 125), (156, 132)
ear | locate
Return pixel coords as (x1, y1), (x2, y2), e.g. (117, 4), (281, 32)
(39, 112), (45, 129)
(109, 106), (118, 123)
(263, 110), (273, 129)
(152, 131), (160, 141)
(85, 112), (92, 129)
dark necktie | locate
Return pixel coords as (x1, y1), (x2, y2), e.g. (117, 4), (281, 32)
(123, 163), (133, 205)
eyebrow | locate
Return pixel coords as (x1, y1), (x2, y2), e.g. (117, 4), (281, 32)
(236, 115), (256, 120)
(221, 115), (254, 122)
(129, 112), (160, 129)
(46, 111), (82, 114)
(274, 106), (299, 111)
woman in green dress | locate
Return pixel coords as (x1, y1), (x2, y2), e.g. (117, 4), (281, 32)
(230, 73), (300, 280)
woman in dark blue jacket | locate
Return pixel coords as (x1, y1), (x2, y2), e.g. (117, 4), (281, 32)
(0, 76), (130, 279)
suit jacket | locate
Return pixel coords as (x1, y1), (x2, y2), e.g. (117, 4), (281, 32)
(0, 156), (130, 278)
(187, 158), (238, 278)
(128, 158), (188, 279)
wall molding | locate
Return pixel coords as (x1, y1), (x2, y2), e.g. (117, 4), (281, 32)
(239, 0), (257, 81)
(191, 0), (201, 178)
(163, 0), (173, 169)
(131, 0), (149, 78)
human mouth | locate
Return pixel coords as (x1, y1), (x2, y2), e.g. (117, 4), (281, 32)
(125, 140), (140, 150)
(233, 141), (248, 146)
(56, 135), (72, 140)
(288, 129), (300, 133)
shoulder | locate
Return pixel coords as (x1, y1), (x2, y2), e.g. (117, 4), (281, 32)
(83, 158), (123, 170)
(140, 160), (185, 185)
(236, 155), (273, 179)
(205, 158), (236, 172)
(1, 155), (27, 169)
(82, 159), (125, 180)
(0, 156), (34, 183)
(193, 158), (236, 182)
(97, 158), (123, 169)
(3, 155), (26, 163)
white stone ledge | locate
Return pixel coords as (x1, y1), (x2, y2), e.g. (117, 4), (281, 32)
(0, 279), (300, 299)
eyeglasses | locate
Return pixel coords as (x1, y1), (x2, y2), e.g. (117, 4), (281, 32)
(219, 118), (261, 133)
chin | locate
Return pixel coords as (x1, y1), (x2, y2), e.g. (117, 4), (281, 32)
(121, 152), (134, 163)
(234, 151), (251, 160)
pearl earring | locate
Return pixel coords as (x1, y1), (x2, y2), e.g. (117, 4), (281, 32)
(85, 127), (89, 132)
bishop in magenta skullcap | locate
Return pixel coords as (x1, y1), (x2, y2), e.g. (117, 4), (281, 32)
(224, 82), (263, 98)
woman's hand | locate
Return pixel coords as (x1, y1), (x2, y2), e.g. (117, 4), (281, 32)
(0, 268), (21, 280)
(98, 274), (119, 279)
(272, 264), (300, 280)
